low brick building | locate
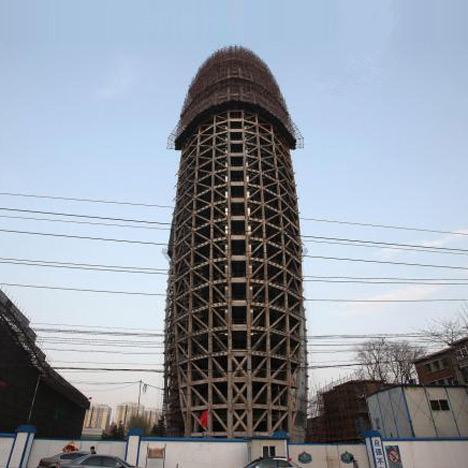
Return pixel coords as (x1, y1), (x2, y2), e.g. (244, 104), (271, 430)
(307, 379), (390, 443)
(414, 337), (468, 386)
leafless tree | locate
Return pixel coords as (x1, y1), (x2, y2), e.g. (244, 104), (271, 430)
(127, 414), (150, 434)
(421, 307), (468, 346)
(355, 338), (425, 384)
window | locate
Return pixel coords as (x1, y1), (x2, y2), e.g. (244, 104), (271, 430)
(102, 457), (120, 467)
(230, 143), (243, 153)
(231, 185), (245, 198)
(232, 261), (246, 277)
(62, 453), (88, 460)
(231, 220), (245, 235)
(232, 306), (247, 324)
(262, 446), (276, 458)
(424, 363), (432, 373)
(232, 282), (246, 300)
(430, 399), (450, 411)
(80, 456), (103, 466)
(231, 239), (245, 255)
(231, 202), (245, 216)
(433, 360), (441, 370)
(231, 156), (244, 167)
(230, 170), (244, 182)
(457, 346), (468, 359)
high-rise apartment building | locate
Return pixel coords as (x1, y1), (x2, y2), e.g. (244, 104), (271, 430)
(115, 403), (144, 429)
(164, 47), (307, 440)
(83, 404), (112, 431)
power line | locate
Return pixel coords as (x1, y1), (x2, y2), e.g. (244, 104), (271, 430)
(31, 323), (432, 339)
(0, 192), (174, 209)
(0, 207), (171, 226)
(35, 327), (164, 337)
(303, 235), (468, 256)
(44, 348), (162, 355)
(54, 361), (162, 366)
(4, 280), (466, 302)
(305, 254), (468, 271)
(0, 360), (427, 372)
(2, 207), (468, 256)
(300, 216), (468, 237)
(304, 279), (468, 285)
(305, 298), (468, 303)
(0, 283), (164, 296)
(0, 228), (169, 246)
(0, 213), (171, 231)
(305, 274), (468, 281)
(0, 256), (167, 272)
(1, 191), (466, 239)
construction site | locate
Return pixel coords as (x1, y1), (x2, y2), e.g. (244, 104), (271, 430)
(163, 46), (308, 440)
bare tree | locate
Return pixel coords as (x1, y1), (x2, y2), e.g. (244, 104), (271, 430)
(127, 414), (150, 434)
(355, 339), (425, 384)
(422, 308), (468, 346)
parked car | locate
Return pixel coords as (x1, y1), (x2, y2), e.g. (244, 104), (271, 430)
(38, 451), (89, 468)
(59, 454), (133, 468)
(243, 457), (301, 468)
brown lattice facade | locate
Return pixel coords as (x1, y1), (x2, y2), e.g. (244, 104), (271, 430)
(164, 107), (307, 439)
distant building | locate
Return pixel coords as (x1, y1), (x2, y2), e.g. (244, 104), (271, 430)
(368, 384), (468, 438)
(115, 402), (144, 429)
(84, 404), (112, 430)
(307, 379), (390, 443)
(0, 289), (89, 438)
(414, 337), (468, 385)
(145, 407), (161, 429)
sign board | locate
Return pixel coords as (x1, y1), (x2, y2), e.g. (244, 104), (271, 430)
(364, 431), (387, 468)
(386, 445), (403, 468)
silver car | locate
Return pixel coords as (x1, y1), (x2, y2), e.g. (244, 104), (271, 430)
(61, 454), (133, 468)
(38, 452), (89, 468)
(243, 457), (301, 468)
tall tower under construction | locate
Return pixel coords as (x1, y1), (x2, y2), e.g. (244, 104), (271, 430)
(164, 46), (307, 441)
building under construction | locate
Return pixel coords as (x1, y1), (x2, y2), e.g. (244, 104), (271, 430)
(307, 379), (390, 443)
(164, 46), (307, 440)
(0, 289), (90, 438)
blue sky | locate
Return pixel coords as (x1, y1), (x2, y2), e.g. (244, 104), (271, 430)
(1, 0), (468, 410)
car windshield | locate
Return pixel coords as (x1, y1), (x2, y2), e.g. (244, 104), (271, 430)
(248, 460), (293, 468)
(73, 455), (133, 467)
(62, 452), (88, 460)
(115, 458), (132, 467)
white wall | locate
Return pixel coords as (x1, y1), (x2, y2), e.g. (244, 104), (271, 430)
(139, 439), (248, 468)
(406, 386), (468, 438)
(27, 439), (126, 468)
(289, 443), (369, 468)
(369, 386), (468, 439)
(382, 439), (468, 468)
(1, 434), (467, 468)
(0, 436), (14, 468)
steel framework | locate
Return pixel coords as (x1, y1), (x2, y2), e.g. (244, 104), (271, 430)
(164, 47), (307, 440)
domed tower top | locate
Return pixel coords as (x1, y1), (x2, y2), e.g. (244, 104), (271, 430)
(171, 46), (302, 150)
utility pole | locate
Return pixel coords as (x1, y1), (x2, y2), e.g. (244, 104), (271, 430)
(27, 373), (41, 424)
(137, 380), (142, 415)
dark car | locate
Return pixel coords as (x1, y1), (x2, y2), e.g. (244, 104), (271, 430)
(38, 452), (89, 468)
(61, 454), (133, 468)
(243, 457), (301, 468)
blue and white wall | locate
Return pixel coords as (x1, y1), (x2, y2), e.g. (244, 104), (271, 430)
(1, 427), (468, 468)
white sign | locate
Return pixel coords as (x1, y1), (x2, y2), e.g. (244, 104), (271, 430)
(370, 437), (387, 468)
